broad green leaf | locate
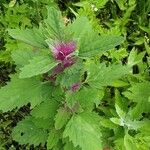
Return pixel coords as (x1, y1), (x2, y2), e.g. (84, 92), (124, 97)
(54, 107), (71, 130)
(19, 55), (58, 78)
(8, 27), (47, 48)
(44, 7), (64, 40)
(0, 75), (51, 112)
(86, 63), (130, 88)
(76, 87), (100, 111)
(56, 61), (83, 89)
(31, 99), (59, 119)
(79, 32), (124, 57)
(11, 48), (36, 68)
(114, 138), (126, 150)
(12, 117), (49, 145)
(64, 141), (81, 150)
(123, 82), (150, 119)
(67, 17), (92, 39)
(124, 133), (138, 150)
(63, 112), (102, 150)
(47, 129), (60, 150)
(65, 87), (100, 111)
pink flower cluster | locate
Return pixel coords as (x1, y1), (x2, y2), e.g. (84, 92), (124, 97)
(52, 41), (76, 61)
(51, 41), (77, 75)
(48, 40), (81, 92)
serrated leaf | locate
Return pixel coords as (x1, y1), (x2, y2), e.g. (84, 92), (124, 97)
(67, 17), (92, 39)
(0, 75), (51, 112)
(44, 6), (64, 40)
(56, 61), (82, 89)
(124, 133), (138, 150)
(11, 48), (36, 68)
(47, 129), (60, 150)
(79, 32), (124, 57)
(86, 63), (130, 88)
(54, 107), (71, 130)
(64, 141), (81, 150)
(123, 82), (150, 119)
(8, 27), (47, 48)
(63, 112), (102, 150)
(12, 117), (48, 145)
(19, 55), (58, 78)
(31, 99), (59, 119)
(66, 87), (101, 111)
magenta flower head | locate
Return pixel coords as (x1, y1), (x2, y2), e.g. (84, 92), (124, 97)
(71, 82), (81, 92)
(48, 40), (77, 79)
(51, 41), (76, 61)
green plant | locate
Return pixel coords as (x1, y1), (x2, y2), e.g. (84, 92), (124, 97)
(0, 1), (150, 150)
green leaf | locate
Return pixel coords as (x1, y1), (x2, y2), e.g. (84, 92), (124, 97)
(47, 129), (60, 150)
(11, 48), (37, 68)
(67, 17), (92, 39)
(123, 82), (150, 119)
(90, 0), (109, 9)
(44, 6), (64, 40)
(86, 63), (130, 88)
(8, 27), (47, 48)
(19, 55), (58, 78)
(124, 133), (138, 150)
(31, 99), (59, 119)
(79, 33), (124, 57)
(12, 116), (49, 145)
(127, 48), (145, 67)
(110, 117), (124, 126)
(56, 61), (82, 89)
(115, 104), (126, 119)
(0, 75), (51, 112)
(66, 87), (102, 111)
(63, 112), (102, 150)
(64, 141), (81, 150)
(54, 107), (71, 130)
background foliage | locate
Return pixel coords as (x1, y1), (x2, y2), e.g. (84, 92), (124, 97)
(0, 0), (150, 150)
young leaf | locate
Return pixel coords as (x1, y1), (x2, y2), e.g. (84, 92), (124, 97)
(124, 133), (138, 150)
(127, 48), (145, 67)
(54, 107), (71, 130)
(0, 75), (51, 112)
(12, 117), (49, 145)
(19, 55), (58, 78)
(63, 112), (102, 150)
(123, 82), (150, 119)
(8, 27), (47, 48)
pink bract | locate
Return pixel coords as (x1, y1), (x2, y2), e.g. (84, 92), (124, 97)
(71, 82), (81, 92)
(52, 41), (76, 61)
